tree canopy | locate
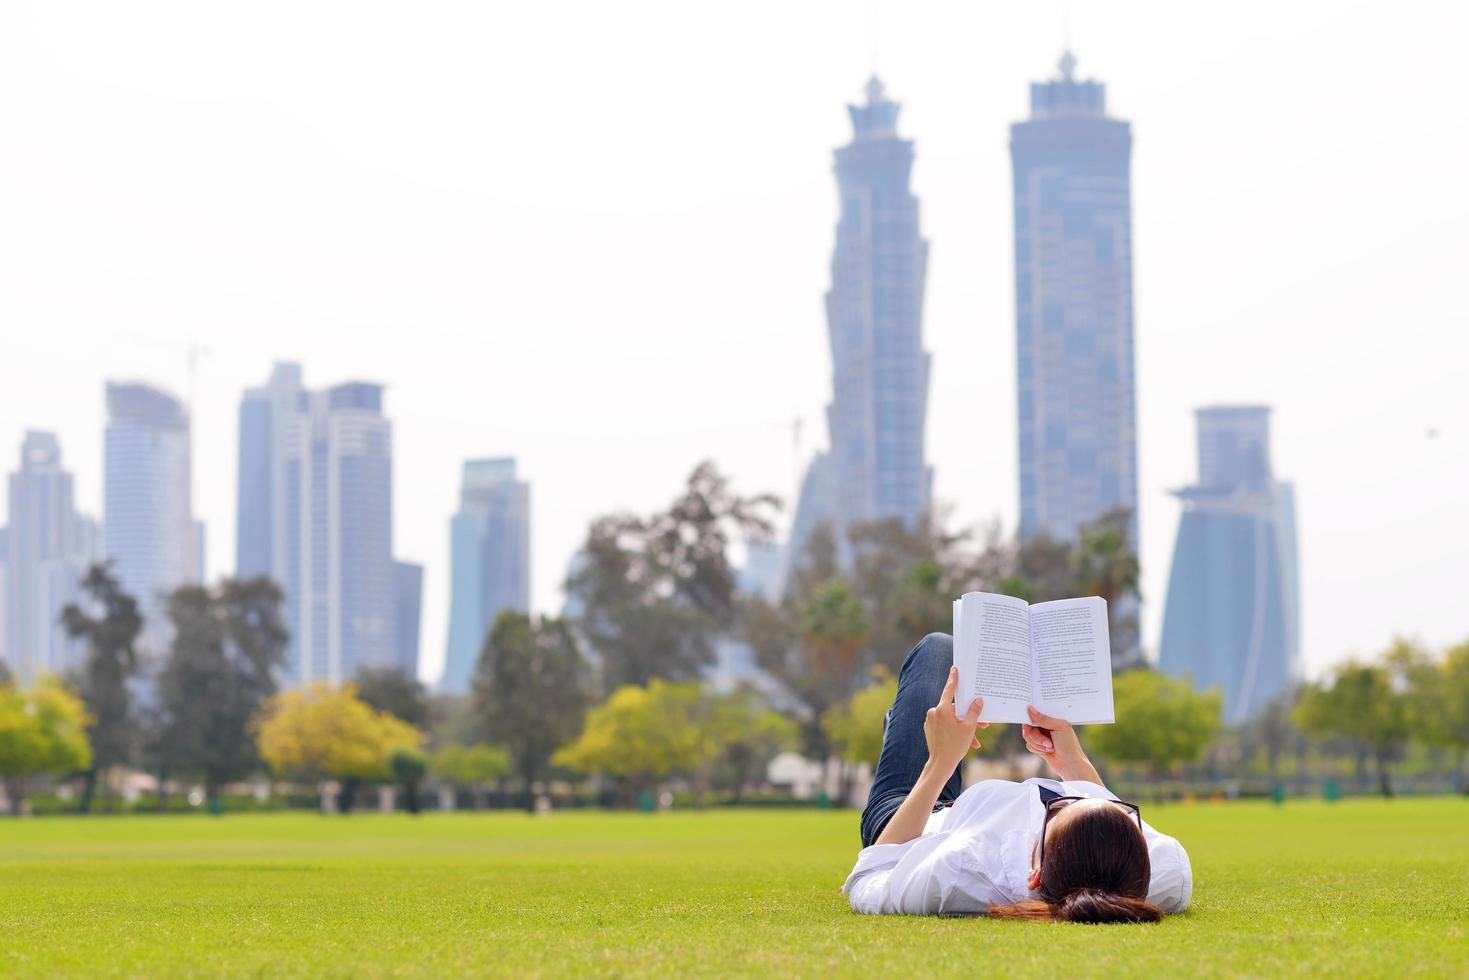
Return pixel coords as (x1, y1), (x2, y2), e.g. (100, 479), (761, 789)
(254, 682), (424, 806)
(1086, 669), (1222, 784)
(0, 675), (92, 814)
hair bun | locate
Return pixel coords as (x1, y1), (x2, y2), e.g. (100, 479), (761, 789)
(1058, 888), (1163, 924)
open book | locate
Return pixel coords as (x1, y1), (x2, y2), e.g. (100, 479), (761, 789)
(951, 592), (1115, 725)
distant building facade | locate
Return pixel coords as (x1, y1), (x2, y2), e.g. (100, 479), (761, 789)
(2, 432), (101, 680)
(1159, 406), (1300, 724)
(236, 364), (417, 685)
(1011, 52), (1138, 547)
(394, 560), (423, 679)
(104, 382), (200, 651)
(823, 77), (932, 546)
(441, 458), (530, 694)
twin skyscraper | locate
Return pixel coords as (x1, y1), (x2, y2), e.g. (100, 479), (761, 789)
(791, 54), (1299, 718)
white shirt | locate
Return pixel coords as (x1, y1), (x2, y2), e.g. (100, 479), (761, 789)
(842, 777), (1193, 916)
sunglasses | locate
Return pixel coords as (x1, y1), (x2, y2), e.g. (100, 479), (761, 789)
(1037, 795), (1143, 868)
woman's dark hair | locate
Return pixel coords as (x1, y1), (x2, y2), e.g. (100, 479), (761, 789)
(989, 802), (1163, 924)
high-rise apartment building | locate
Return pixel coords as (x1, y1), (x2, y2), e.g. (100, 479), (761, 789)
(1012, 53), (1138, 547)
(441, 458), (530, 694)
(104, 382), (200, 650)
(2, 432), (100, 679)
(1159, 406), (1300, 723)
(824, 77), (932, 545)
(237, 365), (417, 685)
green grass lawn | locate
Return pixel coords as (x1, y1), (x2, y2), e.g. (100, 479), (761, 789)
(1, 798), (1466, 977)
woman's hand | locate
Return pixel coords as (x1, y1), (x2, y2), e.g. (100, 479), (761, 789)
(1022, 706), (1102, 784)
(924, 667), (986, 772)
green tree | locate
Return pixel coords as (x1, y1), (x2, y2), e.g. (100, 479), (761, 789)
(567, 462), (777, 691)
(254, 682), (424, 813)
(823, 669), (898, 768)
(554, 681), (698, 803)
(154, 578), (287, 808)
(1070, 508), (1141, 665)
(389, 748), (428, 814)
(1433, 640), (1469, 792)
(355, 666), (430, 729)
(0, 675), (93, 815)
(709, 687), (796, 803)
(1294, 653), (1411, 797)
(1087, 669), (1222, 796)
(59, 562), (142, 812)
(556, 681), (788, 807)
(432, 742), (511, 809)
(471, 612), (592, 811)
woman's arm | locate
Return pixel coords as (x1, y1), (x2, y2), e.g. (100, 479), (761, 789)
(874, 667), (984, 846)
(1021, 706), (1104, 784)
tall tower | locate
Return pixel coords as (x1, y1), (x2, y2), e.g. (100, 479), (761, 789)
(1011, 52), (1138, 547)
(1159, 406), (1300, 723)
(104, 382), (200, 651)
(441, 458), (530, 694)
(281, 382), (396, 685)
(235, 362), (303, 582)
(824, 77), (932, 546)
(3, 432), (99, 679)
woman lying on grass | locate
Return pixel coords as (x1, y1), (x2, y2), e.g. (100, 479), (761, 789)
(843, 633), (1192, 922)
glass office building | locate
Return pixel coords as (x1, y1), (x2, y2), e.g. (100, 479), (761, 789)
(2, 432), (100, 680)
(824, 77), (932, 544)
(441, 458), (530, 694)
(104, 382), (200, 652)
(1159, 406), (1300, 723)
(238, 365), (416, 684)
(1011, 53), (1138, 548)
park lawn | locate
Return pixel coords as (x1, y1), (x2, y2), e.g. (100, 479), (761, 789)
(0, 799), (1466, 977)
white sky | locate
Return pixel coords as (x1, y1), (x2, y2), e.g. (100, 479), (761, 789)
(1, 0), (1465, 685)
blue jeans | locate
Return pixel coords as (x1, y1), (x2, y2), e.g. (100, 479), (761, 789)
(858, 633), (964, 847)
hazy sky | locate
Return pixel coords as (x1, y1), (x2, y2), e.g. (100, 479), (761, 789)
(2, 1), (1465, 685)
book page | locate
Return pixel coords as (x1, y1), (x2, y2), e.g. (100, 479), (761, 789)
(951, 591), (1032, 724)
(1028, 596), (1114, 724)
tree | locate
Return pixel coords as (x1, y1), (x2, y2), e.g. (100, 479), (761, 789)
(555, 680), (788, 806)
(1070, 508), (1141, 664)
(355, 666), (430, 729)
(567, 462), (777, 691)
(554, 681), (699, 803)
(0, 675), (92, 815)
(847, 514), (969, 673)
(254, 682), (424, 813)
(1087, 669), (1222, 796)
(154, 578), (287, 808)
(711, 687), (797, 803)
(432, 743), (511, 809)
(1432, 640), (1469, 792)
(471, 612), (592, 812)
(1294, 653), (1411, 797)
(389, 749), (428, 814)
(59, 562), (142, 812)
(823, 669), (898, 768)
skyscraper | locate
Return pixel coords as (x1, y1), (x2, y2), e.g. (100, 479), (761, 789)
(2, 432), (100, 680)
(236, 362), (303, 582)
(236, 365), (416, 685)
(283, 381), (396, 684)
(823, 77), (932, 545)
(1011, 52), (1138, 547)
(104, 382), (200, 649)
(1159, 406), (1300, 724)
(394, 560), (423, 679)
(441, 458), (530, 694)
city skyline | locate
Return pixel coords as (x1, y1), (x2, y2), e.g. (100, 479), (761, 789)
(1, 2), (1465, 685)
